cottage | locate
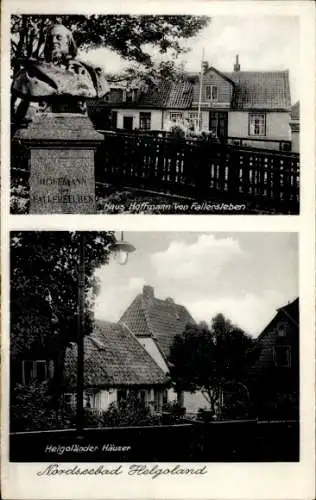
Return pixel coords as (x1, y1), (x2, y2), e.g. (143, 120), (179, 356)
(63, 320), (168, 414)
(119, 285), (209, 413)
(99, 56), (292, 151)
(249, 297), (299, 419)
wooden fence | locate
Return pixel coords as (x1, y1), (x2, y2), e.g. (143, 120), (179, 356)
(10, 420), (299, 462)
(11, 131), (300, 214)
(96, 132), (300, 213)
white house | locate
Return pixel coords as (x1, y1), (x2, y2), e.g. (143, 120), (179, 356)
(63, 320), (168, 414)
(119, 284), (209, 413)
(102, 56), (292, 151)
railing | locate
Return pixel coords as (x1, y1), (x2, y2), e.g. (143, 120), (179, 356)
(95, 132), (299, 214)
(10, 131), (300, 214)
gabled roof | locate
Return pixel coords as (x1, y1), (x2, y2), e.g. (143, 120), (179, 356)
(119, 286), (195, 360)
(258, 297), (299, 341)
(108, 67), (291, 111)
(223, 71), (291, 110)
(64, 320), (167, 388)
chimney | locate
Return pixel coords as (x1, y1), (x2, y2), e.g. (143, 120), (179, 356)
(202, 61), (209, 75)
(143, 285), (154, 300)
(234, 54), (240, 72)
(165, 297), (174, 304)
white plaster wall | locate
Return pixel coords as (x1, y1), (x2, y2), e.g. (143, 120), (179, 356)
(228, 111), (290, 140)
(137, 337), (169, 373)
(99, 389), (117, 411)
(114, 109), (162, 130)
(291, 132), (299, 153)
(183, 391), (209, 413)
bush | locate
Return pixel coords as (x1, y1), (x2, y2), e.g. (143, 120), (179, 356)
(10, 382), (58, 432)
(101, 393), (162, 427)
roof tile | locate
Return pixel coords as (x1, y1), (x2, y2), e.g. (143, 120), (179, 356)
(64, 320), (167, 389)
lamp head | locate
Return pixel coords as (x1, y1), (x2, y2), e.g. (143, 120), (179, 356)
(109, 233), (135, 265)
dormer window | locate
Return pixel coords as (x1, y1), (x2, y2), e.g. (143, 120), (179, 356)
(206, 85), (218, 101)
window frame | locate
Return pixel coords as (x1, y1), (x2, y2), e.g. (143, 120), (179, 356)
(205, 84), (218, 102)
(277, 322), (288, 337)
(248, 113), (266, 137)
(169, 111), (183, 122)
(22, 359), (47, 385)
(273, 345), (291, 368)
(139, 111), (152, 131)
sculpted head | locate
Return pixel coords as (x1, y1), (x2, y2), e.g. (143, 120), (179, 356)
(44, 22), (77, 63)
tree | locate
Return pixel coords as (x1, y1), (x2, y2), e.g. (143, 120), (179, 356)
(11, 15), (210, 78)
(10, 231), (116, 398)
(169, 314), (260, 419)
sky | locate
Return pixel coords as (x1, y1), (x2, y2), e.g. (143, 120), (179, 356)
(80, 15), (300, 103)
(94, 232), (298, 337)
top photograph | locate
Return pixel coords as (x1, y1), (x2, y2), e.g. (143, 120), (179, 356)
(10, 14), (300, 215)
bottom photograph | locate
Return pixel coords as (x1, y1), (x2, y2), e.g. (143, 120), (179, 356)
(9, 231), (299, 462)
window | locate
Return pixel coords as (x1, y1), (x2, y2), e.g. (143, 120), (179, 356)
(187, 112), (199, 130)
(139, 112), (151, 131)
(206, 85), (218, 101)
(274, 346), (291, 367)
(249, 113), (266, 136)
(109, 88), (124, 103)
(169, 112), (183, 123)
(117, 389), (127, 402)
(85, 391), (101, 410)
(22, 360), (47, 384)
(277, 322), (288, 337)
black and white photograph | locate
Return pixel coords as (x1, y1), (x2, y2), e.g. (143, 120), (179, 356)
(10, 231), (299, 462)
(10, 14), (300, 215)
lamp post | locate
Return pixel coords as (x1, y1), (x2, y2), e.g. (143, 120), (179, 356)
(76, 231), (135, 434)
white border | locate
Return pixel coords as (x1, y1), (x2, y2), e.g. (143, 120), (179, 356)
(1, 1), (315, 499)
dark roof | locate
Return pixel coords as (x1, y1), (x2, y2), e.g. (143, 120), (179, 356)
(258, 297), (299, 341)
(291, 101), (300, 120)
(223, 71), (291, 110)
(137, 81), (172, 108)
(165, 80), (193, 109)
(64, 320), (167, 388)
(106, 66), (291, 111)
(119, 286), (195, 360)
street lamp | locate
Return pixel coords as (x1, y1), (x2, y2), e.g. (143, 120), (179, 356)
(76, 231), (135, 434)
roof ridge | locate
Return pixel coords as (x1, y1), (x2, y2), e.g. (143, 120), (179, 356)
(141, 295), (155, 338)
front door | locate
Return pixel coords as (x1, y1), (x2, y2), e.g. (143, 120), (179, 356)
(123, 116), (133, 130)
(209, 112), (228, 143)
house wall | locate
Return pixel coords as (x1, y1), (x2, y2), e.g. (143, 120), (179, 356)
(137, 337), (169, 373)
(113, 108), (163, 130)
(192, 68), (233, 107)
(162, 110), (209, 131)
(228, 111), (290, 149)
(183, 391), (209, 414)
(291, 132), (299, 153)
(290, 121), (300, 153)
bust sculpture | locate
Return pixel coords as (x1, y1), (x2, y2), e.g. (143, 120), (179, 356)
(12, 21), (110, 122)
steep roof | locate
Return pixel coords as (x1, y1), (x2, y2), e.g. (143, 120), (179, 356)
(119, 285), (195, 360)
(223, 71), (291, 110)
(258, 297), (299, 341)
(64, 320), (168, 388)
(137, 81), (172, 108)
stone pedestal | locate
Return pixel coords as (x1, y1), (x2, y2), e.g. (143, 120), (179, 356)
(15, 113), (103, 214)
